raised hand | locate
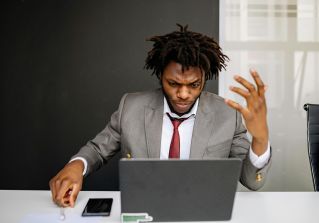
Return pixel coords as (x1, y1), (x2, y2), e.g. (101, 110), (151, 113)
(225, 69), (268, 156)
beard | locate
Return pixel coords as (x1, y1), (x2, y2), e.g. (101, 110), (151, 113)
(162, 88), (200, 116)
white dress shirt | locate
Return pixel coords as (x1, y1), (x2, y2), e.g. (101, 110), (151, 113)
(160, 98), (198, 159)
(73, 97), (271, 175)
(160, 97), (270, 168)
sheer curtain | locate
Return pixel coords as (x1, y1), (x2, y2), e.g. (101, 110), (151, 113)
(219, 0), (319, 191)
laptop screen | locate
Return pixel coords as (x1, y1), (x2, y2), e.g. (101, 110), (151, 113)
(119, 158), (242, 221)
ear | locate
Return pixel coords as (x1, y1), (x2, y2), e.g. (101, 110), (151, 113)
(159, 74), (163, 86)
(202, 71), (207, 89)
(201, 73), (206, 89)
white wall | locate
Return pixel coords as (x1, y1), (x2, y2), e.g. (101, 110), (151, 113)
(219, 0), (319, 191)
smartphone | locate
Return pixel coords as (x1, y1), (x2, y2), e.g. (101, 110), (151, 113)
(82, 198), (113, 217)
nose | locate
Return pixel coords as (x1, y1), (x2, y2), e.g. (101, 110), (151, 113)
(177, 86), (190, 100)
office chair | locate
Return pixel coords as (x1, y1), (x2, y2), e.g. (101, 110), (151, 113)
(304, 103), (319, 191)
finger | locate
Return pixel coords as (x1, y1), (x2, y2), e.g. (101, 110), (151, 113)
(250, 69), (266, 97)
(53, 178), (65, 205)
(224, 98), (249, 117)
(62, 189), (72, 206)
(56, 180), (72, 207)
(234, 75), (258, 96)
(62, 196), (71, 206)
(69, 184), (81, 208)
(229, 86), (251, 101)
(49, 178), (57, 203)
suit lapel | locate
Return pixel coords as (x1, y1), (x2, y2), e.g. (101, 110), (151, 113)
(145, 90), (164, 158)
(190, 92), (216, 158)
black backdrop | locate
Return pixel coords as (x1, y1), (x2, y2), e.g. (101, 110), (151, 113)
(1, 0), (219, 190)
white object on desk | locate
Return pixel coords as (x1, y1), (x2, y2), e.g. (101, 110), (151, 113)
(60, 207), (65, 221)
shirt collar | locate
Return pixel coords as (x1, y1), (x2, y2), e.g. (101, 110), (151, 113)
(163, 97), (199, 119)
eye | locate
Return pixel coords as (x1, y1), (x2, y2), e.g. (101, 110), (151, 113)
(169, 82), (177, 87)
(191, 82), (201, 88)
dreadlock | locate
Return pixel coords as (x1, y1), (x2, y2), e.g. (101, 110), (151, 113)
(144, 24), (228, 80)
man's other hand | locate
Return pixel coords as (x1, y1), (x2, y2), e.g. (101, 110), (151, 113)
(225, 69), (268, 156)
(49, 160), (84, 207)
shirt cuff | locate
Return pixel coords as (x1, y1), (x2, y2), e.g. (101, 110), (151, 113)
(249, 141), (271, 169)
(69, 157), (88, 176)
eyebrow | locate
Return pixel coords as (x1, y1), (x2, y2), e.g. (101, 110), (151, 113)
(167, 78), (201, 84)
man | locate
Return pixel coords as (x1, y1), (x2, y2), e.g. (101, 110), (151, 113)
(50, 24), (271, 207)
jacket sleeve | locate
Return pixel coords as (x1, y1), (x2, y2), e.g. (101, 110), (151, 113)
(71, 93), (128, 176)
(230, 111), (272, 191)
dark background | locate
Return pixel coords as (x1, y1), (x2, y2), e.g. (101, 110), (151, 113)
(1, 0), (219, 190)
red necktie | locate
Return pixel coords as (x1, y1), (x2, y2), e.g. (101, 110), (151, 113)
(167, 114), (188, 158)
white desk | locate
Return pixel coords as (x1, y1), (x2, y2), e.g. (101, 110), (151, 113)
(0, 190), (318, 223)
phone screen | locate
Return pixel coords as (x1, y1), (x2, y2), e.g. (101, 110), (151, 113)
(82, 198), (113, 216)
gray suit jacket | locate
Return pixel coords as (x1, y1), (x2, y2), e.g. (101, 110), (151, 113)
(73, 89), (271, 190)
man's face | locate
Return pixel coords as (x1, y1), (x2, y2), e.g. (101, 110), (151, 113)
(161, 61), (205, 115)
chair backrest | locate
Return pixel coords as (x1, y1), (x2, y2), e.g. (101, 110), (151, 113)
(304, 103), (319, 191)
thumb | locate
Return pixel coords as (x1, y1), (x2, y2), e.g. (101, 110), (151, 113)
(69, 184), (80, 208)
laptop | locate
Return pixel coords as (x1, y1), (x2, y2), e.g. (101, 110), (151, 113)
(119, 158), (242, 221)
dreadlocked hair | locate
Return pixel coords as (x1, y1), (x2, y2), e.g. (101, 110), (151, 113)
(144, 24), (229, 80)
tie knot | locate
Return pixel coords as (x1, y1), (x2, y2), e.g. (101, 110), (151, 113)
(167, 113), (187, 129)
